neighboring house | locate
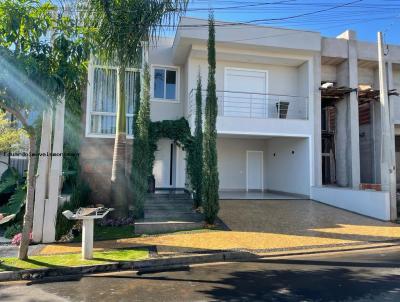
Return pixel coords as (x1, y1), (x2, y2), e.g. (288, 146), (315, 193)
(80, 17), (400, 221)
(0, 114), (28, 178)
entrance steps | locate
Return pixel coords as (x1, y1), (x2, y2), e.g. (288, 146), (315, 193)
(135, 192), (204, 234)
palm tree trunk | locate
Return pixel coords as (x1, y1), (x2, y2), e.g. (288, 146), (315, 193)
(18, 134), (37, 260)
(111, 65), (128, 216)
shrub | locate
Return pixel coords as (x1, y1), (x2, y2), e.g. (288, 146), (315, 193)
(4, 223), (22, 239)
(131, 64), (151, 219)
(12, 232), (32, 246)
(202, 14), (220, 224)
(55, 180), (91, 240)
(192, 71), (203, 208)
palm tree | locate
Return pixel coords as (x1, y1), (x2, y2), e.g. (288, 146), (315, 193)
(83, 0), (188, 216)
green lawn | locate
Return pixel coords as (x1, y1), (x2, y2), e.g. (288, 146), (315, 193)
(0, 249), (148, 272)
(74, 225), (137, 242)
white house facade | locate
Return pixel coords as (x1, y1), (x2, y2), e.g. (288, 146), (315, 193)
(81, 17), (400, 222)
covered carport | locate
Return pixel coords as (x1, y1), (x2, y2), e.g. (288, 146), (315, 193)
(217, 134), (311, 200)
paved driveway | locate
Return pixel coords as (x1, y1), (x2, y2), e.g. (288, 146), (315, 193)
(218, 199), (399, 242)
(39, 199), (400, 257)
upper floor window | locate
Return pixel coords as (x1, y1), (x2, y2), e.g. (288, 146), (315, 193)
(153, 67), (178, 101)
(87, 63), (140, 137)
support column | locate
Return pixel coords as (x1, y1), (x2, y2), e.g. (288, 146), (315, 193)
(335, 30), (360, 188)
(348, 38), (361, 189)
(32, 110), (52, 243)
(379, 35), (397, 220)
(313, 55), (322, 187)
(335, 99), (349, 186)
(42, 98), (65, 243)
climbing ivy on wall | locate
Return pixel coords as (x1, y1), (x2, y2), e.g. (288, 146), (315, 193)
(148, 118), (197, 197)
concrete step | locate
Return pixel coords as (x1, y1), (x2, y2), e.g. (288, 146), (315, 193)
(144, 211), (195, 216)
(145, 208), (195, 215)
(144, 204), (194, 211)
(147, 194), (191, 201)
(145, 199), (193, 206)
(135, 220), (204, 234)
(143, 212), (203, 220)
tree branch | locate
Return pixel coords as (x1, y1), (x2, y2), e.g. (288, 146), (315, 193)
(0, 101), (34, 137)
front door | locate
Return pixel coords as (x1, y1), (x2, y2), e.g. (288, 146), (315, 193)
(153, 139), (174, 188)
(247, 151), (263, 191)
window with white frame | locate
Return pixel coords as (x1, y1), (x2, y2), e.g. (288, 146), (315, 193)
(153, 67), (178, 101)
(87, 64), (140, 136)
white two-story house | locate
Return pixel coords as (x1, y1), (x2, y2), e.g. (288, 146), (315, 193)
(81, 17), (400, 221)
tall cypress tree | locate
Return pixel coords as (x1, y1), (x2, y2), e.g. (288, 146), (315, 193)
(193, 71), (203, 208)
(202, 14), (219, 225)
(131, 63), (151, 218)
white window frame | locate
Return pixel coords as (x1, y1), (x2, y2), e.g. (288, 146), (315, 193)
(151, 65), (180, 103)
(85, 60), (140, 138)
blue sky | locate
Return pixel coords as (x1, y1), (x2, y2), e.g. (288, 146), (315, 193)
(180, 0), (400, 44)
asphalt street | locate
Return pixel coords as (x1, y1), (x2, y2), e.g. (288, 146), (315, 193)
(1, 247), (400, 302)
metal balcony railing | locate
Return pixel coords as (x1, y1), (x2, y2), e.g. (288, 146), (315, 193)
(189, 90), (309, 120)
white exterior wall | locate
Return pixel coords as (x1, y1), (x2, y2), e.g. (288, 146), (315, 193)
(311, 187), (390, 221)
(186, 54), (314, 136)
(217, 138), (268, 190)
(265, 137), (310, 196)
(149, 37), (184, 122)
(217, 137), (310, 195)
(188, 56), (304, 99)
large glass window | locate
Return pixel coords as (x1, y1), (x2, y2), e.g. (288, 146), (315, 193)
(89, 66), (139, 136)
(153, 67), (177, 100)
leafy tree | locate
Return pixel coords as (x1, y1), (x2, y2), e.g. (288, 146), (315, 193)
(202, 14), (219, 225)
(0, 0), (87, 259)
(131, 64), (150, 218)
(192, 71), (203, 208)
(83, 0), (188, 217)
(0, 111), (26, 152)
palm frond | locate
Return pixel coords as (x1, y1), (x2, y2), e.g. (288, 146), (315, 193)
(82, 0), (188, 67)
(0, 167), (19, 194)
(0, 185), (26, 215)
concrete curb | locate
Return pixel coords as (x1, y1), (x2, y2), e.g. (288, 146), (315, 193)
(0, 251), (258, 282)
(1, 241), (400, 282)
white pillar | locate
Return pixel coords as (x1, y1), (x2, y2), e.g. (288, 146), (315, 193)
(378, 33), (397, 220)
(82, 219), (94, 260)
(42, 98), (65, 243)
(32, 110), (53, 243)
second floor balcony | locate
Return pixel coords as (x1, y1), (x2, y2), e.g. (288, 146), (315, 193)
(189, 90), (309, 121)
